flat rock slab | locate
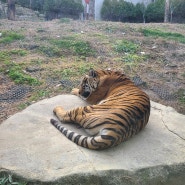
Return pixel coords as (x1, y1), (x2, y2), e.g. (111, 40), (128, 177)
(0, 95), (185, 185)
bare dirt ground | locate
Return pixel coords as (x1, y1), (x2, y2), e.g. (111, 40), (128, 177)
(0, 19), (185, 123)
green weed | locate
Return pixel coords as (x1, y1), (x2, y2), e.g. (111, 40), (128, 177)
(37, 28), (46, 33)
(141, 28), (185, 43)
(104, 26), (117, 33)
(18, 102), (30, 110)
(39, 45), (62, 57)
(51, 38), (95, 57)
(30, 59), (43, 65)
(122, 53), (145, 63)
(37, 90), (50, 98)
(0, 49), (28, 74)
(0, 51), (10, 63)
(52, 38), (74, 49)
(114, 40), (139, 53)
(0, 50), (27, 61)
(0, 174), (27, 185)
(176, 89), (185, 104)
(0, 51), (29, 84)
(28, 89), (51, 102)
(60, 18), (71, 23)
(77, 63), (94, 75)
(39, 37), (95, 57)
(73, 41), (95, 56)
(7, 63), (41, 85)
(0, 31), (24, 44)
(61, 68), (74, 77)
(9, 49), (27, 56)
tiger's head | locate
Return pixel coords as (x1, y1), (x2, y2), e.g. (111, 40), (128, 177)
(78, 69), (100, 99)
(78, 69), (132, 104)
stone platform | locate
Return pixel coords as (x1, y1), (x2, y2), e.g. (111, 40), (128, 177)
(0, 95), (185, 185)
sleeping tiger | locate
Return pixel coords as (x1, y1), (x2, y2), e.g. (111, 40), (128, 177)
(50, 69), (150, 150)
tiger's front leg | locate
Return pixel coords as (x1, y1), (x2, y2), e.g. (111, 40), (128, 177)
(53, 106), (71, 123)
(53, 105), (91, 127)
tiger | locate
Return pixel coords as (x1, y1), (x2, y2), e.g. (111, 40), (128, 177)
(50, 69), (150, 150)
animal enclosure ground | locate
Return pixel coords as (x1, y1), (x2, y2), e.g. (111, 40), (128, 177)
(0, 19), (185, 123)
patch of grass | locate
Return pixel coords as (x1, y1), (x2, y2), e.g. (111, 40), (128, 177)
(18, 102), (30, 110)
(37, 28), (46, 33)
(77, 63), (95, 75)
(0, 50), (37, 85)
(37, 89), (50, 98)
(39, 45), (62, 57)
(122, 53), (145, 63)
(104, 26), (117, 33)
(0, 174), (27, 185)
(59, 18), (71, 23)
(114, 40), (139, 54)
(0, 51), (10, 63)
(90, 33), (108, 40)
(0, 49), (28, 74)
(9, 49), (27, 56)
(51, 37), (95, 57)
(0, 31), (24, 44)
(39, 36), (95, 57)
(73, 41), (95, 56)
(176, 89), (185, 104)
(141, 28), (185, 43)
(61, 68), (74, 78)
(30, 58), (43, 65)
(0, 49), (27, 61)
(51, 36), (75, 48)
(50, 62), (94, 82)
(6, 63), (41, 85)
(28, 89), (51, 102)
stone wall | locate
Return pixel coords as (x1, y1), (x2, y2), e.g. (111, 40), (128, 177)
(0, 2), (44, 21)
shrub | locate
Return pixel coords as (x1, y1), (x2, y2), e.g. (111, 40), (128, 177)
(101, 0), (136, 22)
(101, 0), (174, 23)
(145, 0), (165, 22)
(44, 0), (83, 20)
(101, 0), (117, 21)
(135, 3), (146, 23)
(172, 0), (185, 22)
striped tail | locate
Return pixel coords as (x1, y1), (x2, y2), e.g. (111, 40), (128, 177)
(50, 119), (117, 150)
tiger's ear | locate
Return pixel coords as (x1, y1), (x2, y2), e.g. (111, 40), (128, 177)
(89, 69), (97, 78)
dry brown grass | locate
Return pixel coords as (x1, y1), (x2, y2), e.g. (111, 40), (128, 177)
(0, 19), (185, 123)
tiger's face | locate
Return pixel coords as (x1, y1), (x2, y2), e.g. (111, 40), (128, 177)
(79, 69), (100, 99)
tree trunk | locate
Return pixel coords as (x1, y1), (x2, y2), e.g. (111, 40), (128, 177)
(7, 0), (16, 20)
(170, 10), (173, 23)
(164, 0), (170, 23)
(30, 0), (32, 9)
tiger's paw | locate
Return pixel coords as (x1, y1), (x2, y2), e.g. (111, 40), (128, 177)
(71, 88), (79, 96)
(53, 106), (66, 114)
(53, 106), (66, 120)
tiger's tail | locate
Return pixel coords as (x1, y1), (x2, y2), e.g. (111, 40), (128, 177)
(50, 119), (118, 150)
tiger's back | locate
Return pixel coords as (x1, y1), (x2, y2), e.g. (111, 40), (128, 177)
(50, 69), (150, 150)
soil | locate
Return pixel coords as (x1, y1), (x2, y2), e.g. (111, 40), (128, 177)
(0, 19), (185, 123)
